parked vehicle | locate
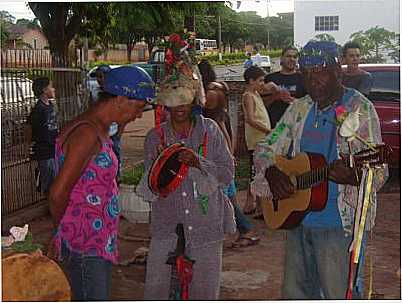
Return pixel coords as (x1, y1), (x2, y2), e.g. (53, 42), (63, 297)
(358, 64), (400, 166)
(86, 49), (166, 94)
(0, 76), (36, 147)
(195, 38), (218, 55)
(251, 55), (271, 72)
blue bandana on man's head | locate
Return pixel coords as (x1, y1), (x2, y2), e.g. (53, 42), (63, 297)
(299, 41), (339, 69)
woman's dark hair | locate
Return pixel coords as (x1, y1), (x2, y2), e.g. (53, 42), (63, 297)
(243, 66), (265, 84)
(342, 41), (361, 56)
(32, 77), (50, 98)
(198, 59), (216, 90)
(97, 91), (117, 102)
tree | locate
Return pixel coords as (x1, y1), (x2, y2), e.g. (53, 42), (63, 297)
(350, 26), (398, 63)
(16, 18), (40, 29)
(28, 2), (87, 64)
(84, 4), (117, 61)
(314, 33), (336, 42)
(0, 10), (15, 48)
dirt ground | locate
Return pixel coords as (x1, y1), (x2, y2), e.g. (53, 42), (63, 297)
(7, 111), (402, 300)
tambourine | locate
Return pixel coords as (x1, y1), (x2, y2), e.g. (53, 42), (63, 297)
(148, 143), (192, 198)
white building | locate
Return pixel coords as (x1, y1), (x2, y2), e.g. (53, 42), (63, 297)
(294, 0), (400, 47)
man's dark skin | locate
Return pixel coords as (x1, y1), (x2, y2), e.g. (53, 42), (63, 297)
(265, 63), (361, 201)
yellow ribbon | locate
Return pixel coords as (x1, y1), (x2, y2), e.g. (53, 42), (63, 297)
(354, 166), (373, 263)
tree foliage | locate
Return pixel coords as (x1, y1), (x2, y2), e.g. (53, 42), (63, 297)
(313, 33), (335, 42)
(350, 26), (400, 63)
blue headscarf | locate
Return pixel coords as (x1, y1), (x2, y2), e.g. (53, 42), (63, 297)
(103, 66), (155, 102)
(299, 41), (340, 69)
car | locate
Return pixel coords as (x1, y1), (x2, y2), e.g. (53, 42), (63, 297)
(251, 55), (271, 72)
(358, 64), (400, 166)
(1, 76), (36, 147)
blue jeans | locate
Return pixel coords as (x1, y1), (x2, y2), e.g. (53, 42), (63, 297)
(223, 180), (253, 235)
(38, 158), (56, 193)
(282, 225), (366, 300)
(61, 243), (112, 301)
(233, 202), (253, 235)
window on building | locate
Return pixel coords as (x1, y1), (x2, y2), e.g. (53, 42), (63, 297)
(315, 16), (339, 31)
(33, 39), (37, 49)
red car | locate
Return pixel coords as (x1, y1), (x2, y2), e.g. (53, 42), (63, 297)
(357, 64), (400, 166)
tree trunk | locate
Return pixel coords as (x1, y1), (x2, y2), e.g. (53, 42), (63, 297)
(127, 43), (132, 62)
(49, 39), (70, 67)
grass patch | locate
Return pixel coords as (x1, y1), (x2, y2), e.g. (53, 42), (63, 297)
(120, 163), (145, 188)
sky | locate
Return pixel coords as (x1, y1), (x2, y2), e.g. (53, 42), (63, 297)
(2, 0), (294, 21)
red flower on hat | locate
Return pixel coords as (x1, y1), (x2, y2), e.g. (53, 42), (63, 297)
(165, 48), (174, 65)
(169, 33), (182, 44)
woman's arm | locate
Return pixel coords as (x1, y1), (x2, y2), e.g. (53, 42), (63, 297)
(243, 94), (270, 134)
(48, 125), (100, 227)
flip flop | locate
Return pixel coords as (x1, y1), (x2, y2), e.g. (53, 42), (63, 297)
(231, 235), (260, 248)
(253, 213), (264, 220)
(243, 208), (256, 215)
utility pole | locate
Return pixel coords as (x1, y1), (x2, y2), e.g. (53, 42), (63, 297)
(266, 0), (270, 50)
(218, 15), (222, 61)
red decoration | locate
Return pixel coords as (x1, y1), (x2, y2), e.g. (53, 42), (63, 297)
(176, 255), (194, 300)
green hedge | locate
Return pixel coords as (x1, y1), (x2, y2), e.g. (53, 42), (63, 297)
(198, 49), (282, 66)
(120, 163), (145, 187)
(88, 60), (132, 69)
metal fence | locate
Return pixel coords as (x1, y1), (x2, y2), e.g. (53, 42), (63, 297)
(1, 49), (88, 215)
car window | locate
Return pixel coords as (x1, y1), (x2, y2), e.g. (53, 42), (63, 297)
(261, 57), (269, 62)
(366, 70), (400, 102)
(370, 70), (400, 93)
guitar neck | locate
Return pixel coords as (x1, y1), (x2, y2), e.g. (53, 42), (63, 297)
(296, 166), (329, 190)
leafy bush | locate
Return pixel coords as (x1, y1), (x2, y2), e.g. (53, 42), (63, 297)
(88, 60), (131, 69)
(234, 157), (251, 191)
(198, 50), (282, 67)
(120, 163), (145, 188)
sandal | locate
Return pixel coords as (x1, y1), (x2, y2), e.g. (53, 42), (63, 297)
(253, 212), (264, 220)
(231, 235), (260, 248)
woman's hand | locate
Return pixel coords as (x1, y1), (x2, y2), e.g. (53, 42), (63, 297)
(279, 90), (295, 103)
(46, 238), (57, 261)
(178, 149), (201, 169)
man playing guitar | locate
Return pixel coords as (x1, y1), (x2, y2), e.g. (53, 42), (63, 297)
(251, 41), (388, 299)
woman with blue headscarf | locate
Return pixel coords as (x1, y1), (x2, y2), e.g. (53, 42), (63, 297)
(48, 65), (155, 300)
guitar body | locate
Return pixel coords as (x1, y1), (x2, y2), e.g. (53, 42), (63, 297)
(261, 152), (328, 230)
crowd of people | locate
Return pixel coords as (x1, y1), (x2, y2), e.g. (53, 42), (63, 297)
(26, 34), (388, 301)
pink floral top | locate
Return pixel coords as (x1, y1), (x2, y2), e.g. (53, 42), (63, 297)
(53, 121), (120, 263)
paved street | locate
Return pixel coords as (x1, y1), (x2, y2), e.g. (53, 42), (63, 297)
(214, 57), (281, 80)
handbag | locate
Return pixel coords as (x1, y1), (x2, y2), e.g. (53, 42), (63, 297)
(223, 195), (237, 234)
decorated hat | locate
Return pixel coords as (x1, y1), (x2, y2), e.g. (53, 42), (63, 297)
(148, 143), (192, 197)
(155, 33), (203, 107)
(299, 41), (340, 68)
(103, 65), (156, 102)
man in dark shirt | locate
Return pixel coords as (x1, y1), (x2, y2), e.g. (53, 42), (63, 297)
(341, 41), (373, 97)
(28, 77), (58, 193)
(263, 46), (307, 128)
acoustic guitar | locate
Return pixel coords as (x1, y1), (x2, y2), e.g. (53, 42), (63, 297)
(261, 144), (392, 230)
